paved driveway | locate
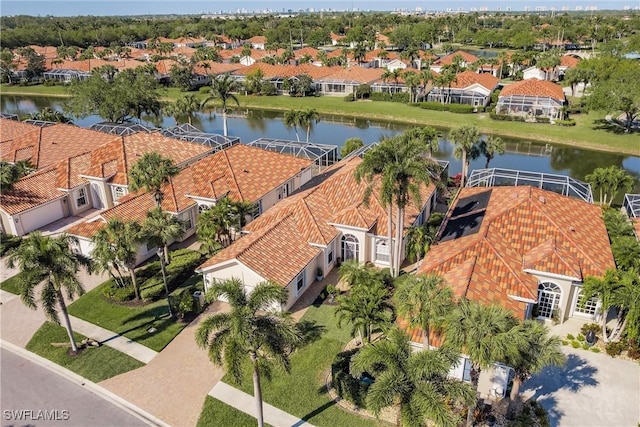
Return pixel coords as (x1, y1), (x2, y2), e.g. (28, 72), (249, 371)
(522, 348), (640, 427)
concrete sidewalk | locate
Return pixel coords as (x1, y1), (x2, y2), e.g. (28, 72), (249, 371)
(70, 315), (157, 364)
(209, 382), (315, 427)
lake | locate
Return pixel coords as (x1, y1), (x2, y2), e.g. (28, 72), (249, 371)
(2, 94), (639, 196)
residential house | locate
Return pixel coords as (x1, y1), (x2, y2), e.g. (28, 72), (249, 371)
(430, 50), (480, 74)
(558, 55), (581, 78)
(67, 143), (315, 264)
(315, 66), (385, 96)
(197, 155), (437, 310)
(417, 185), (615, 325)
(495, 79), (566, 120)
(427, 70), (499, 107)
(522, 66), (549, 81)
(330, 32), (347, 46)
(246, 36), (267, 50)
(232, 63), (337, 95)
(0, 127), (212, 236)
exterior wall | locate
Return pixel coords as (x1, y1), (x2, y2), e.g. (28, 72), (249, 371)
(69, 185), (92, 216)
(283, 260), (316, 310)
(87, 178), (112, 209)
(202, 261), (266, 294)
(530, 271), (598, 323)
(523, 67), (546, 80)
(332, 226), (370, 264)
(178, 206), (197, 241)
(0, 211), (12, 235)
(12, 199), (66, 236)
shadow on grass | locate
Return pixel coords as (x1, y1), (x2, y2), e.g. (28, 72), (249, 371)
(296, 320), (326, 348)
(298, 400), (338, 425)
(592, 119), (639, 135)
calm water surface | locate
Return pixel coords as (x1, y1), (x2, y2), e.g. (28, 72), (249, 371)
(2, 95), (638, 195)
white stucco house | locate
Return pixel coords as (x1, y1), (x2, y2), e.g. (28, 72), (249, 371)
(197, 156), (438, 310)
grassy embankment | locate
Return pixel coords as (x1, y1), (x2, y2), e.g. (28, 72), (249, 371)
(2, 84), (638, 156)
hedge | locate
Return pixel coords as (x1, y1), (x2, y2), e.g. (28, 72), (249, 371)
(490, 112), (526, 122)
(140, 249), (203, 301)
(369, 92), (410, 103)
(555, 119), (576, 126)
(413, 102), (476, 114)
(331, 349), (370, 408)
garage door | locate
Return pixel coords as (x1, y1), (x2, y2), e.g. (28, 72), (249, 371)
(20, 201), (64, 234)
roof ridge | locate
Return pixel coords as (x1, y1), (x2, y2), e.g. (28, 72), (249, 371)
(167, 175), (179, 212)
(222, 150), (243, 202)
(482, 222), (532, 296)
(551, 240), (582, 278)
(299, 198), (324, 243)
(120, 136), (128, 184)
(236, 212), (295, 259)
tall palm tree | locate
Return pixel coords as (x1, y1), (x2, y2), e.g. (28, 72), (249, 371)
(335, 279), (393, 344)
(196, 279), (301, 427)
(173, 93), (201, 125)
(91, 219), (143, 300)
(351, 327), (475, 427)
(585, 166), (635, 208)
(140, 207), (185, 264)
(298, 108), (319, 142)
(581, 268), (631, 343)
(479, 135), (506, 169)
(6, 233), (93, 353)
(506, 320), (565, 401)
(282, 109), (302, 142)
(403, 71), (420, 103)
(128, 152), (180, 208)
(394, 275), (454, 349)
(449, 125), (481, 188)
(404, 126), (439, 157)
(444, 299), (522, 427)
(201, 73), (240, 136)
(381, 69), (394, 94)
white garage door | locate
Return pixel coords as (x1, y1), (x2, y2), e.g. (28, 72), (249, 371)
(20, 201), (64, 234)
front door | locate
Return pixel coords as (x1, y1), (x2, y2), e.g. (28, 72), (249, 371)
(537, 282), (561, 319)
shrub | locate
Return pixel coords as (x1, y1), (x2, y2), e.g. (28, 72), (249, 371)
(571, 341), (580, 349)
(140, 249), (203, 301)
(566, 333), (575, 340)
(416, 102), (475, 114)
(199, 86), (210, 93)
(534, 117), (551, 124)
(590, 347), (600, 353)
(490, 112), (526, 122)
(555, 119), (576, 126)
(0, 232), (22, 256)
(577, 334), (585, 342)
(101, 279), (135, 302)
(605, 341), (626, 357)
(331, 349), (370, 408)
(627, 339), (640, 360)
(369, 92), (410, 103)
(582, 343), (590, 350)
(580, 323), (600, 337)
(176, 286), (197, 320)
(561, 340), (569, 346)
(343, 94), (355, 102)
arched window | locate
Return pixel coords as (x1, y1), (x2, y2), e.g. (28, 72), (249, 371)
(537, 282), (562, 319)
(574, 288), (598, 317)
(341, 234), (359, 261)
(198, 204), (211, 214)
(375, 239), (390, 263)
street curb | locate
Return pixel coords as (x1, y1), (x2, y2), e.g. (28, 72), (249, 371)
(0, 339), (171, 427)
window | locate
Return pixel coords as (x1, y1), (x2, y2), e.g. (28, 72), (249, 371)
(182, 212), (193, 230)
(113, 186), (126, 201)
(198, 204), (211, 214)
(76, 188), (87, 207)
(295, 271), (305, 294)
(537, 282), (562, 319)
(375, 239), (390, 263)
(327, 242), (334, 265)
(341, 234), (359, 261)
(253, 200), (262, 219)
(278, 183), (290, 200)
(574, 288), (598, 317)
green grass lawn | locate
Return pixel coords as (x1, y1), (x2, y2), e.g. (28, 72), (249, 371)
(214, 302), (387, 427)
(2, 83), (637, 156)
(26, 321), (144, 383)
(0, 273), (24, 294)
(197, 396), (274, 427)
(67, 274), (202, 352)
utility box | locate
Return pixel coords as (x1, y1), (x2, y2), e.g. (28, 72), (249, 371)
(193, 291), (205, 312)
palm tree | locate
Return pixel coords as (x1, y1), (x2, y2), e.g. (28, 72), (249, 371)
(298, 108), (319, 142)
(196, 279), (301, 427)
(585, 166), (635, 208)
(351, 327), (475, 427)
(581, 269), (632, 343)
(6, 233), (93, 353)
(381, 69), (394, 94)
(506, 320), (565, 401)
(394, 275), (454, 349)
(403, 71), (420, 103)
(140, 207), (185, 265)
(282, 109), (302, 142)
(201, 73), (240, 136)
(335, 279), (393, 344)
(128, 152), (180, 208)
(479, 135), (506, 169)
(338, 259), (380, 288)
(444, 299), (522, 427)
(404, 126), (439, 157)
(28, 107), (72, 123)
(91, 219), (143, 300)
(611, 236), (640, 271)
(449, 125), (481, 188)
(173, 93), (201, 125)
(355, 135), (440, 277)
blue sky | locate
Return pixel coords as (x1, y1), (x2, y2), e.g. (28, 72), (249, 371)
(1, 0), (637, 16)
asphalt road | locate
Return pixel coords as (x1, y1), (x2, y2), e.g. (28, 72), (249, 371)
(1, 348), (149, 427)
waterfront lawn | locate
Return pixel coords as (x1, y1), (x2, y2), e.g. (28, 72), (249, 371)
(26, 321), (144, 382)
(218, 302), (385, 427)
(67, 274), (202, 352)
(0, 84), (68, 97)
(197, 396), (274, 427)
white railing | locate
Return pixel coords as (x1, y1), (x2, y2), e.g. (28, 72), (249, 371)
(623, 194), (640, 218)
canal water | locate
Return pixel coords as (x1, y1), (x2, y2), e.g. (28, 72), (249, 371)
(2, 94), (638, 195)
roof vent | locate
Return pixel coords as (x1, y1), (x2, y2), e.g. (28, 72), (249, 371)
(511, 193), (518, 199)
(243, 168), (249, 173)
(569, 226), (576, 232)
(538, 196), (546, 204)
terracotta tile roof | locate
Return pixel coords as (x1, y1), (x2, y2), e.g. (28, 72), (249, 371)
(316, 66), (385, 84)
(232, 62), (337, 80)
(363, 49), (400, 62)
(25, 45), (57, 59)
(0, 167), (65, 214)
(499, 79), (565, 102)
(246, 36), (267, 44)
(330, 32), (346, 41)
(54, 152), (92, 189)
(433, 50), (480, 66)
(560, 55), (580, 68)
(450, 70), (499, 90)
(199, 157), (436, 285)
(193, 61), (244, 76)
(2, 123), (120, 170)
(0, 120), (40, 160)
(81, 133), (211, 185)
(294, 47), (319, 58)
(417, 186), (615, 318)
(170, 46), (196, 58)
(66, 219), (105, 238)
(326, 48), (347, 58)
